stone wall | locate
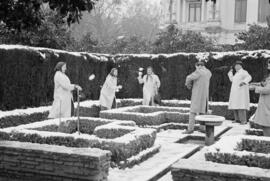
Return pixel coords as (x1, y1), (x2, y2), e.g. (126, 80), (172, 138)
(0, 141), (111, 181)
(171, 159), (270, 181)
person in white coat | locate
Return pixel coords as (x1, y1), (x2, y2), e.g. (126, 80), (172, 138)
(138, 66), (161, 106)
(48, 62), (82, 119)
(228, 61), (252, 124)
(99, 68), (122, 110)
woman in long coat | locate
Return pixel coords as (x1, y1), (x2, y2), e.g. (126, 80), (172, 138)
(228, 61), (252, 124)
(99, 68), (122, 110)
(48, 62), (82, 118)
(138, 66), (161, 106)
(250, 64), (270, 136)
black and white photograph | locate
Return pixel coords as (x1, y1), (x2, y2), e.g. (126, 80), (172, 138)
(0, 0), (270, 180)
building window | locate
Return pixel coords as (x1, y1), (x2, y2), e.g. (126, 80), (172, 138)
(234, 0), (247, 23)
(258, 0), (270, 22)
(188, 2), (201, 22)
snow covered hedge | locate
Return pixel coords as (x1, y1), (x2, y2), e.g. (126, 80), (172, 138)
(205, 136), (270, 169)
(0, 117), (156, 163)
(100, 105), (190, 126)
(245, 128), (263, 136)
(0, 99), (258, 128)
(1, 45), (269, 110)
(0, 100), (100, 128)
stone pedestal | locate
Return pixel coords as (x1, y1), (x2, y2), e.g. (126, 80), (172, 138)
(196, 115), (225, 146)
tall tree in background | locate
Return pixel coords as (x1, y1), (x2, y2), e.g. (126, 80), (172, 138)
(120, 0), (161, 42)
(0, 5), (75, 49)
(0, 0), (98, 49)
(70, 0), (123, 43)
(0, 0), (97, 31)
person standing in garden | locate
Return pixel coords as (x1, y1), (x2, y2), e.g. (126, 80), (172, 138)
(249, 60), (270, 136)
(138, 66), (161, 106)
(228, 61), (252, 124)
(184, 61), (212, 134)
(48, 62), (82, 119)
(99, 68), (122, 110)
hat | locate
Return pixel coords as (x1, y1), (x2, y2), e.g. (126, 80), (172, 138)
(234, 61), (243, 66)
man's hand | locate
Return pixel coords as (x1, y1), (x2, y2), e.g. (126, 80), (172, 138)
(249, 85), (256, 91)
(239, 82), (246, 87)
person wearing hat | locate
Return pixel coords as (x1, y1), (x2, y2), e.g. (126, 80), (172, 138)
(184, 61), (212, 134)
(48, 62), (82, 119)
(228, 60), (251, 124)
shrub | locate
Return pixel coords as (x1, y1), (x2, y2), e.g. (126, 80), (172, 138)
(94, 125), (135, 139)
(0, 45), (268, 110)
(205, 136), (270, 169)
(100, 106), (189, 126)
(245, 128), (263, 136)
(0, 117), (156, 163)
(238, 139), (270, 154)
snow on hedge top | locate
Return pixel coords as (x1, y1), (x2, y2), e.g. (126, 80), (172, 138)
(0, 44), (109, 62)
(206, 135), (270, 156)
(1, 44), (270, 62)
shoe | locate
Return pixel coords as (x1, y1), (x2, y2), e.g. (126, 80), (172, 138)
(182, 130), (194, 134)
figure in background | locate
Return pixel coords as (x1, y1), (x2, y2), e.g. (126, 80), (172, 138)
(184, 61), (212, 134)
(99, 68), (122, 110)
(228, 61), (252, 124)
(138, 66), (161, 106)
(249, 60), (270, 136)
(48, 62), (82, 119)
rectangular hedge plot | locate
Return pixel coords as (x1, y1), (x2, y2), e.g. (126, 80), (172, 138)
(0, 117), (156, 163)
(205, 135), (270, 169)
(100, 106), (190, 126)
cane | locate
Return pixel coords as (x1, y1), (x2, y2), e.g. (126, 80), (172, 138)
(76, 88), (80, 135)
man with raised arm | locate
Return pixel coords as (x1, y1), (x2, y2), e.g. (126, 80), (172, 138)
(184, 61), (212, 134)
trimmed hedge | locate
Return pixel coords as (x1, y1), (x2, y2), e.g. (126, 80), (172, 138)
(205, 151), (270, 169)
(0, 117), (156, 163)
(205, 136), (270, 169)
(1, 45), (269, 110)
(245, 128), (263, 136)
(94, 125), (136, 139)
(100, 106), (190, 126)
(0, 100), (100, 128)
(0, 45), (112, 110)
(0, 99), (257, 129)
(237, 138), (270, 154)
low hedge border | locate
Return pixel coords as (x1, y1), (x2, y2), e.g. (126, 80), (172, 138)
(245, 128), (263, 136)
(0, 98), (257, 129)
(0, 100), (100, 128)
(100, 105), (190, 126)
(171, 159), (270, 181)
(144, 122), (200, 132)
(205, 135), (270, 169)
(0, 117), (156, 163)
(118, 145), (161, 169)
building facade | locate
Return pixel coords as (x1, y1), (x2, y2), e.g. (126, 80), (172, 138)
(160, 0), (270, 44)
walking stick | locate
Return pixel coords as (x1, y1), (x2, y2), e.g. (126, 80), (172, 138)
(77, 88), (80, 135)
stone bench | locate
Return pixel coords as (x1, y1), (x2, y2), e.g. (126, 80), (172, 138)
(195, 115), (225, 145)
(171, 159), (270, 181)
(0, 141), (111, 181)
